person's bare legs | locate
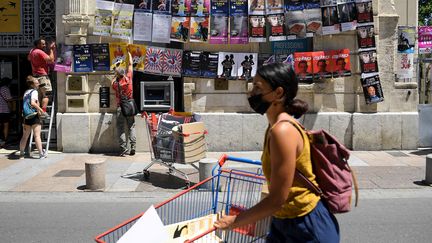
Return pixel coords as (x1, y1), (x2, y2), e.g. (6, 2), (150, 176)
(19, 124), (32, 155)
(3, 122), (9, 143)
(32, 124), (43, 155)
(42, 97), (48, 112)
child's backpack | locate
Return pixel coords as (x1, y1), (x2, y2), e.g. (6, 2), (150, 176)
(23, 90), (37, 120)
(283, 120), (359, 214)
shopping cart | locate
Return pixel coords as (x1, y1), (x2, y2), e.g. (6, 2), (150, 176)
(95, 155), (271, 243)
(142, 111), (207, 187)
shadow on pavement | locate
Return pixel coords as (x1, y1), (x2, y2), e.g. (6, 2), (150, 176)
(122, 170), (197, 189)
(409, 149), (432, 156)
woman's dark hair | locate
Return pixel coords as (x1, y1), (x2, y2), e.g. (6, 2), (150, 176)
(256, 63), (309, 118)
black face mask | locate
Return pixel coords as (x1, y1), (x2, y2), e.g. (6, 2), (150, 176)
(248, 94), (271, 115)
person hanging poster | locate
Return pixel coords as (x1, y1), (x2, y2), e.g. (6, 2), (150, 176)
(330, 48), (351, 77)
(135, 0), (152, 11)
(210, 15), (229, 44)
(361, 73), (384, 104)
(133, 11), (153, 41)
(73, 44), (93, 73)
(357, 24), (375, 49)
(191, 0), (210, 16)
(182, 51), (202, 77)
(200, 52), (219, 78)
(267, 13), (286, 41)
(111, 2), (134, 40)
(304, 7), (322, 37)
(312, 51), (332, 79)
(190, 16), (209, 42)
(230, 15), (249, 44)
(248, 0), (266, 15)
(109, 43), (128, 68)
(171, 16), (191, 42)
(337, 0), (357, 31)
(91, 43), (110, 72)
(359, 48), (378, 73)
(172, 0), (191, 16)
(129, 44), (147, 72)
(54, 44), (73, 73)
(144, 46), (164, 74)
(162, 49), (183, 76)
(285, 10), (306, 39)
(235, 53), (258, 81)
(294, 52), (313, 83)
(266, 0), (284, 14)
(152, 14), (172, 43)
(94, 0), (114, 36)
(418, 26), (432, 54)
(217, 52), (237, 79)
(152, 0), (172, 13)
(249, 15), (266, 42)
(356, 0), (373, 24)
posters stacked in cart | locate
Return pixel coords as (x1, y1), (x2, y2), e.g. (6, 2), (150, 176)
(355, 0), (373, 24)
(294, 52), (313, 83)
(248, 0), (266, 15)
(129, 44), (146, 72)
(164, 214), (222, 242)
(190, 17), (209, 42)
(320, 0), (340, 35)
(109, 42), (128, 68)
(418, 26), (432, 54)
(285, 10), (306, 39)
(152, 0), (172, 13)
(356, 24), (375, 49)
(304, 7), (323, 37)
(249, 15), (266, 42)
(91, 43), (110, 72)
(133, 11), (153, 41)
(73, 45), (93, 73)
(236, 53), (258, 80)
(360, 73), (384, 104)
(174, 122), (207, 164)
(396, 26), (415, 79)
(172, 0), (191, 16)
(210, 0), (229, 44)
(218, 52), (237, 79)
(94, 0), (114, 36)
(230, 0), (248, 44)
(144, 46), (164, 74)
(54, 45), (73, 73)
(152, 14), (172, 43)
(171, 16), (191, 43)
(200, 52), (219, 78)
(111, 2), (134, 40)
(267, 14), (286, 41)
(337, 0), (357, 31)
(162, 48), (183, 77)
(312, 51), (332, 80)
(135, 0), (152, 11)
(182, 51), (202, 76)
(330, 49), (351, 77)
(358, 48), (378, 73)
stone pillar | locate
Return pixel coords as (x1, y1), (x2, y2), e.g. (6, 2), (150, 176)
(425, 154), (432, 185)
(85, 158), (106, 190)
(62, 0), (91, 45)
(199, 158), (218, 189)
(184, 83), (195, 112)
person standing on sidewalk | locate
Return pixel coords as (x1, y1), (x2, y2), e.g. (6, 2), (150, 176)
(111, 48), (136, 156)
(0, 77), (13, 147)
(19, 76), (47, 159)
(214, 63), (340, 242)
(27, 38), (56, 118)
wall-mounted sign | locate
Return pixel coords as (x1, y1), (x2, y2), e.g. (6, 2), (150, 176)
(0, 1), (21, 33)
(271, 38), (313, 54)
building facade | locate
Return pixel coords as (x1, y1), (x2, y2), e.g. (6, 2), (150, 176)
(0, 0), (419, 152)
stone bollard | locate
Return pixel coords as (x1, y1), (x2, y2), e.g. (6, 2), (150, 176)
(85, 158), (106, 191)
(425, 154), (432, 185)
(199, 158), (218, 189)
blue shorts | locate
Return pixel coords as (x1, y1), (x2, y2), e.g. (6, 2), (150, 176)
(266, 200), (340, 243)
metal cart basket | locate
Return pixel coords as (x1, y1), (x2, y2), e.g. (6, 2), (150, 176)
(142, 112), (207, 186)
(95, 155), (271, 243)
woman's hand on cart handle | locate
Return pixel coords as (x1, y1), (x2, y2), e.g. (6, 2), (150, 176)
(214, 214), (237, 230)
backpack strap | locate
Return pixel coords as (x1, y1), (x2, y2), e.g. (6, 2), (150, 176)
(274, 119), (323, 196)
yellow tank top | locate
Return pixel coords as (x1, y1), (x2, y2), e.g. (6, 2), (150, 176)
(261, 120), (320, 219)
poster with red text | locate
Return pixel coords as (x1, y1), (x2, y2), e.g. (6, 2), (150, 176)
(330, 49), (351, 77)
(312, 51), (332, 79)
(294, 52), (313, 82)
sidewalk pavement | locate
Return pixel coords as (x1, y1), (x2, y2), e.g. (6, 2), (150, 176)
(0, 148), (431, 194)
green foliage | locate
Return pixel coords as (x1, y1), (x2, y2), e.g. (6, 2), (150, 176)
(419, 0), (432, 25)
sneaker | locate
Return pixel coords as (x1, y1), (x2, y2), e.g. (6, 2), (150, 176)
(119, 148), (129, 157)
(130, 149), (136, 156)
(19, 151), (25, 159)
(39, 149), (48, 159)
(40, 112), (49, 118)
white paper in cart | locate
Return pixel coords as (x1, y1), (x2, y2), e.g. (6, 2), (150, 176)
(164, 214), (223, 242)
(117, 205), (168, 243)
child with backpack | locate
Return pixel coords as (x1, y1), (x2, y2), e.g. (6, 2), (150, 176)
(214, 63), (340, 242)
(18, 76), (47, 159)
